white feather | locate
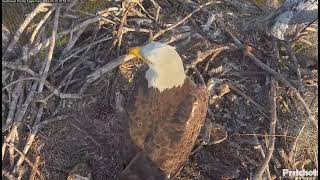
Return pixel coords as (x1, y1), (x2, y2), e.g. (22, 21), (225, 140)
(140, 42), (186, 92)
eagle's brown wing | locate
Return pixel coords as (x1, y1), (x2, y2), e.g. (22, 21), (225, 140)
(122, 68), (208, 179)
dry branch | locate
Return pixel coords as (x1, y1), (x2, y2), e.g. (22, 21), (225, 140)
(191, 45), (232, 67)
(253, 78), (277, 179)
(60, 25), (88, 57)
(30, 7), (56, 44)
(38, 6), (60, 91)
(217, 17), (317, 129)
(227, 83), (270, 120)
(252, 134), (272, 179)
(4, 3), (52, 57)
(3, 143), (45, 180)
(19, 17), (101, 63)
(287, 122), (307, 164)
(5, 79), (22, 128)
(2, 81), (38, 160)
(284, 42), (304, 92)
(13, 8), (62, 170)
(49, 36), (112, 74)
(85, 54), (135, 84)
(152, 1), (218, 40)
(29, 156), (40, 180)
(2, 61), (37, 77)
(2, 169), (18, 180)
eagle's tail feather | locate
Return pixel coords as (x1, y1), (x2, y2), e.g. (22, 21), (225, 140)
(119, 152), (166, 180)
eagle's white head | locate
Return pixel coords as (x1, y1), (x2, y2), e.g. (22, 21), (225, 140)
(129, 42), (186, 92)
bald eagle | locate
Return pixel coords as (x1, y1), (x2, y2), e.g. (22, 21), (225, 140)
(119, 42), (209, 179)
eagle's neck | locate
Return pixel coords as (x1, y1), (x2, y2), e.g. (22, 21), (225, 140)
(145, 63), (186, 92)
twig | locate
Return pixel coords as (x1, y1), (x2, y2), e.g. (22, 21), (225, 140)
(218, 18), (317, 129)
(30, 7), (56, 44)
(68, 8), (116, 24)
(3, 143), (45, 180)
(20, 24), (58, 166)
(116, 2), (136, 56)
(2, 78), (39, 92)
(287, 122), (307, 164)
(38, 5), (60, 91)
(284, 42), (304, 92)
(253, 78), (277, 179)
(2, 61), (37, 77)
(3, 77), (81, 101)
(2, 169), (18, 180)
(29, 156), (40, 180)
(160, 32), (191, 45)
(232, 133), (297, 139)
(16, 12), (81, 168)
(78, 55), (134, 95)
(190, 45), (232, 67)
(123, 27), (152, 33)
(6, 77), (24, 166)
(19, 17), (101, 63)
(152, 1), (216, 40)
(49, 36), (112, 74)
(4, 3), (52, 56)
(227, 83), (270, 120)
(2, 81), (38, 160)
(5, 78), (23, 129)
(85, 54), (135, 84)
(252, 134), (271, 180)
(60, 25), (88, 57)
(149, 0), (161, 22)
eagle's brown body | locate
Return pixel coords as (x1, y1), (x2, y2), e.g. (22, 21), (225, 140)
(120, 68), (209, 179)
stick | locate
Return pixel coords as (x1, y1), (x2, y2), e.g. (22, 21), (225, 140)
(30, 7), (56, 44)
(149, 0), (161, 22)
(253, 78), (277, 179)
(227, 83), (270, 120)
(68, 8), (115, 24)
(85, 54), (135, 84)
(218, 18), (317, 129)
(14, 11), (62, 168)
(60, 25), (88, 57)
(2, 61), (37, 77)
(5, 77), (23, 166)
(2, 169), (18, 180)
(29, 156), (40, 180)
(287, 122), (307, 164)
(2, 81), (38, 160)
(2, 78), (39, 92)
(191, 45), (232, 67)
(4, 3), (52, 56)
(152, 1), (217, 40)
(4, 143), (45, 180)
(49, 36), (112, 74)
(38, 6), (60, 92)
(232, 133), (297, 139)
(19, 17), (101, 63)
(284, 42), (304, 92)
(252, 134), (271, 180)
(5, 78), (22, 129)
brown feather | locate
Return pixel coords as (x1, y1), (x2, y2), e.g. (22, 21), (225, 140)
(123, 67), (209, 178)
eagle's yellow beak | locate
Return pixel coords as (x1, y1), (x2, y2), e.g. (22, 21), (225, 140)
(129, 47), (152, 64)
